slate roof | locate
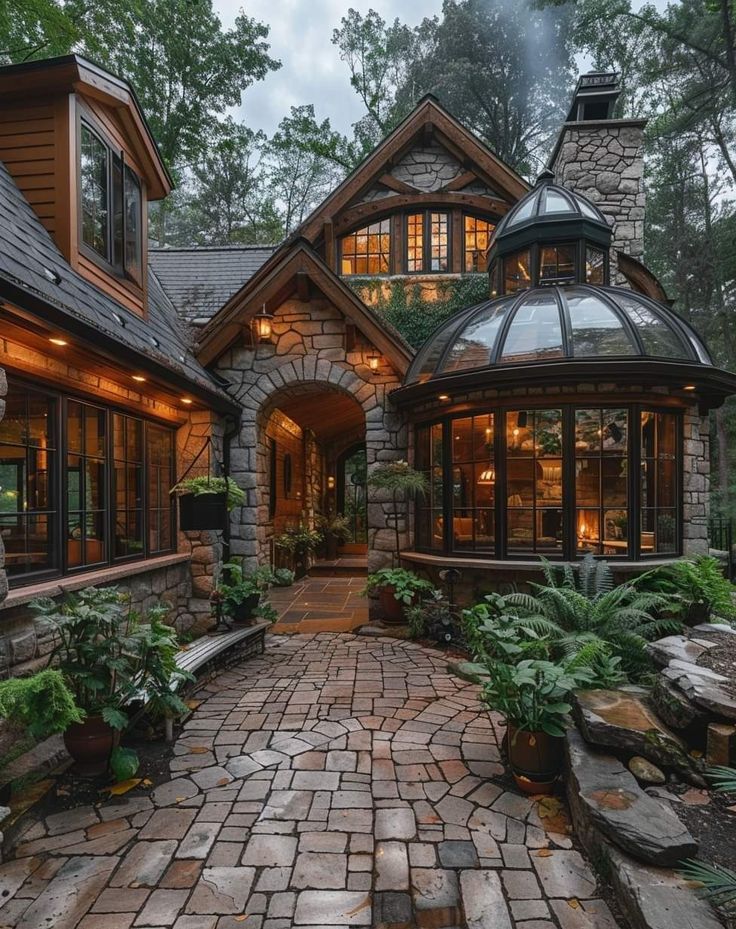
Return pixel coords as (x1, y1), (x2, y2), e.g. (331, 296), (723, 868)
(149, 245), (276, 325)
(0, 161), (236, 411)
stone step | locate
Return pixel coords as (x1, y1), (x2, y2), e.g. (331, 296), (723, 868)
(565, 728), (698, 866)
(309, 562), (367, 577)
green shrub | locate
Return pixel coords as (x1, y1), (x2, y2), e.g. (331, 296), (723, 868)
(363, 568), (434, 605)
(637, 555), (736, 621)
(0, 669), (81, 740)
(171, 476), (245, 511)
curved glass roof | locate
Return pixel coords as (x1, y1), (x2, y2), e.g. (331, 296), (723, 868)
(405, 285), (712, 385)
(493, 180), (609, 241)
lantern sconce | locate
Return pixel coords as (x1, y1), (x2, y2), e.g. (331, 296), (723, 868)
(366, 348), (380, 374)
(253, 303), (274, 343)
(327, 475), (336, 490)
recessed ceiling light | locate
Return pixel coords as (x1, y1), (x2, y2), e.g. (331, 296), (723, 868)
(683, 385), (696, 391)
(438, 394), (450, 401)
(181, 397), (193, 405)
(49, 337), (67, 346)
(132, 375), (146, 383)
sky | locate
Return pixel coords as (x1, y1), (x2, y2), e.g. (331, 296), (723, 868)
(213, 0), (444, 137)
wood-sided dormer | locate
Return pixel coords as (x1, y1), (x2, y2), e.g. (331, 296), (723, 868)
(0, 55), (172, 317)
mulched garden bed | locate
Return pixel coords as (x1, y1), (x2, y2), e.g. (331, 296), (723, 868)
(695, 630), (736, 699)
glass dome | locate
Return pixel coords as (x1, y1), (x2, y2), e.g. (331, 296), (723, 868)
(492, 172), (610, 241)
(406, 285), (712, 385)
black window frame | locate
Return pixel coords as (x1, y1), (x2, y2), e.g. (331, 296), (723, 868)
(463, 214), (496, 273)
(414, 404), (682, 562)
(2, 377), (176, 588)
(338, 218), (392, 277)
(404, 210), (451, 274)
(78, 114), (144, 285)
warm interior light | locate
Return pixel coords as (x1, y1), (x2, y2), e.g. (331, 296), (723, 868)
(367, 350), (380, 372)
(132, 375), (146, 383)
(327, 475), (336, 490)
(49, 337), (67, 346)
(477, 468), (495, 485)
(438, 394), (450, 401)
(181, 397), (193, 405)
(683, 385), (696, 391)
(253, 303), (274, 342)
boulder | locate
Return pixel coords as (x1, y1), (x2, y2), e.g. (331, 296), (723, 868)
(628, 757), (666, 785)
(647, 635), (710, 668)
(652, 676), (710, 732)
(565, 730), (697, 866)
(572, 689), (701, 782)
(662, 663), (736, 721)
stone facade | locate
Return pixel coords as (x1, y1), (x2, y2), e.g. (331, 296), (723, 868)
(214, 295), (408, 575)
(683, 408), (710, 555)
(551, 120), (647, 283)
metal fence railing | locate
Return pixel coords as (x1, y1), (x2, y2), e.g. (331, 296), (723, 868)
(709, 516), (735, 580)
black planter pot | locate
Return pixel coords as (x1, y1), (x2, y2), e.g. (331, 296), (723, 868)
(179, 492), (228, 531)
(294, 553), (308, 579)
(228, 593), (260, 624)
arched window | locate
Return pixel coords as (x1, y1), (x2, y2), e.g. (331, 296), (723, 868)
(340, 219), (391, 275)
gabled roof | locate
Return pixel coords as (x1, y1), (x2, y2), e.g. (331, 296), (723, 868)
(195, 239), (414, 373)
(0, 159), (236, 412)
(0, 55), (172, 199)
(150, 245), (277, 325)
(297, 95), (529, 243)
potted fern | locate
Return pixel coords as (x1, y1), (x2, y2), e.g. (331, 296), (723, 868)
(172, 476), (245, 531)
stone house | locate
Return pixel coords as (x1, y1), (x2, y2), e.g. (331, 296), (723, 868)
(0, 61), (733, 675)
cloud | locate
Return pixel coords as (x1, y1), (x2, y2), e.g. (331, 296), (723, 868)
(214, 0), (443, 136)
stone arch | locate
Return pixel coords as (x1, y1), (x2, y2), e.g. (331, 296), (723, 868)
(224, 355), (408, 573)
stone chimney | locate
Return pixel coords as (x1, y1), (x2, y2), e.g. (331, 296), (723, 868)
(549, 73), (647, 284)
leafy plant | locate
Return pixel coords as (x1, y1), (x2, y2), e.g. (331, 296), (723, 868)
(217, 560), (262, 617)
(274, 524), (323, 555)
(363, 567), (433, 606)
(678, 859), (736, 915)
(315, 512), (352, 543)
(367, 461), (428, 564)
(637, 556), (736, 621)
(462, 592), (560, 662)
(171, 476), (245, 511)
(110, 746), (140, 782)
(271, 567), (295, 587)
(0, 669), (82, 740)
(481, 658), (595, 737)
(406, 589), (461, 644)
(706, 765), (736, 793)
(127, 610), (194, 721)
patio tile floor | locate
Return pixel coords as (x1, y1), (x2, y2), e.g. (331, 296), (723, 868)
(271, 578), (368, 633)
(0, 633), (620, 929)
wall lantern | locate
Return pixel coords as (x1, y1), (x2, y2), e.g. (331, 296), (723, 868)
(327, 475), (336, 490)
(253, 303), (274, 342)
(367, 349), (380, 373)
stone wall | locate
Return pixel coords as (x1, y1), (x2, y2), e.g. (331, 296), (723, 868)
(0, 556), (194, 678)
(551, 120), (647, 284)
(683, 407), (710, 555)
(214, 295), (408, 575)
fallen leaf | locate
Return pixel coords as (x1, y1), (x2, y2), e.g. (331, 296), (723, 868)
(142, 779), (153, 787)
(216, 778), (230, 786)
(234, 917), (248, 922)
(175, 797), (187, 803)
(186, 699), (201, 710)
(680, 788), (710, 806)
(567, 899), (581, 909)
(345, 897), (371, 917)
(536, 849), (553, 857)
(107, 778), (142, 796)
(189, 747), (209, 755)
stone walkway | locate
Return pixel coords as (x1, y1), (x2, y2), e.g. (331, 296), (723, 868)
(0, 633), (620, 929)
(271, 578), (368, 634)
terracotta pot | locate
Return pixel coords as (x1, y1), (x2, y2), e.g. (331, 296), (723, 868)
(507, 724), (564, 795)
(378, 585), (405, 624)
(64, 715), (116, 777)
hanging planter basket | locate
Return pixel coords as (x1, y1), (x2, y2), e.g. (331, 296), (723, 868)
(178, 491), (228, 531)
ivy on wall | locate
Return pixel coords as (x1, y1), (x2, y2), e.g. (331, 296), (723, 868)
(347, 275), (490, 349)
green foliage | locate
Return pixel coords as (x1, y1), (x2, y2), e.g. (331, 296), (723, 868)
(406, 589), (460, 644)
(481, 658), (595, 737)
(0, 669), (81, 740)
(706, 765), (736, 793)
(271, 568), (295, 587)
(462, 592), (562, 662)
(367, 461), (428, 563)
(315, 513), (352, 543)
(348, 277), (489, 349)
(171, 476), (245, 512)
(273, 525), (323, 555)
(363, 568), (434, 605)
(128, 612), (194, 720)
(678, 859), (736, 914)
(637, 556), (736, 620)
(110, 746), (140, 782)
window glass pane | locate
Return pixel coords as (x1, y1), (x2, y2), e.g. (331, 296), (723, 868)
(113, 413), (144, 559)
(509, 195), (536, 226)
(407, 213), (423, 272)
(464, 215), (495, 272)
(124, 166), (142, 280)
(567, 291), (636, 356)
(616, 295), (688, 358)
(586, 246), (605, 284)
(147, 425), (174, 553)
(0, 384), (56, 578)
(539, 245), (575, 282)
(430, 212), (449, 271)
(544, 189), (572, 213)
(452, 418), (474, 462)
(80, 124), (109, 258)
(448, 412), (496, 552)
(640, 411), (678, 554)
(340, 219), (390, 275)
(112, 153), (123, 269)
(444, 301), (511, 373)
(503, 249), (531, 293)
(67, 401), (107, 568)
(500, 294), (563, 364)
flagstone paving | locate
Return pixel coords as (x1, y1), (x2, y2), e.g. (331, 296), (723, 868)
(0, 633), (621, 929)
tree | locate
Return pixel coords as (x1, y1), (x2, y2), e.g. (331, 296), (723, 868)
(173, 119), (282, 246)
(0, 0), (79, 61)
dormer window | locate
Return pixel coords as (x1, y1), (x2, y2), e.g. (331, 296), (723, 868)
(80, 121), (142, 283)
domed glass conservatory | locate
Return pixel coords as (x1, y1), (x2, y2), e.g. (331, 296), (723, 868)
(393, 174), (736, 566)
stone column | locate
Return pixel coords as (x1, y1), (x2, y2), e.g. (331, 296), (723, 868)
(550, 119), (647, 284)
(682, 406), (710, 556)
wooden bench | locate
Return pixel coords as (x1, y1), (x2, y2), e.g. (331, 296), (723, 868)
(128, 621), (268, 739)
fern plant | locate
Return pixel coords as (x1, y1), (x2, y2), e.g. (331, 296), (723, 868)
(679, 860), (736, 914)
(707, 766), (736, 793)
(637, 555), (736, 621)
(0, 669), (81, 739)
(462, 592), (562, 662)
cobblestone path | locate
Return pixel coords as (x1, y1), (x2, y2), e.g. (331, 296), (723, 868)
(0, 633), (621, 928)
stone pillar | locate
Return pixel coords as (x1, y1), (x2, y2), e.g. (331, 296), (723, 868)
(550, 119), (647, 284)
(175, 410), (224, 635)
(0, 366), (6, 609)
(682, 406), (710, 556)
